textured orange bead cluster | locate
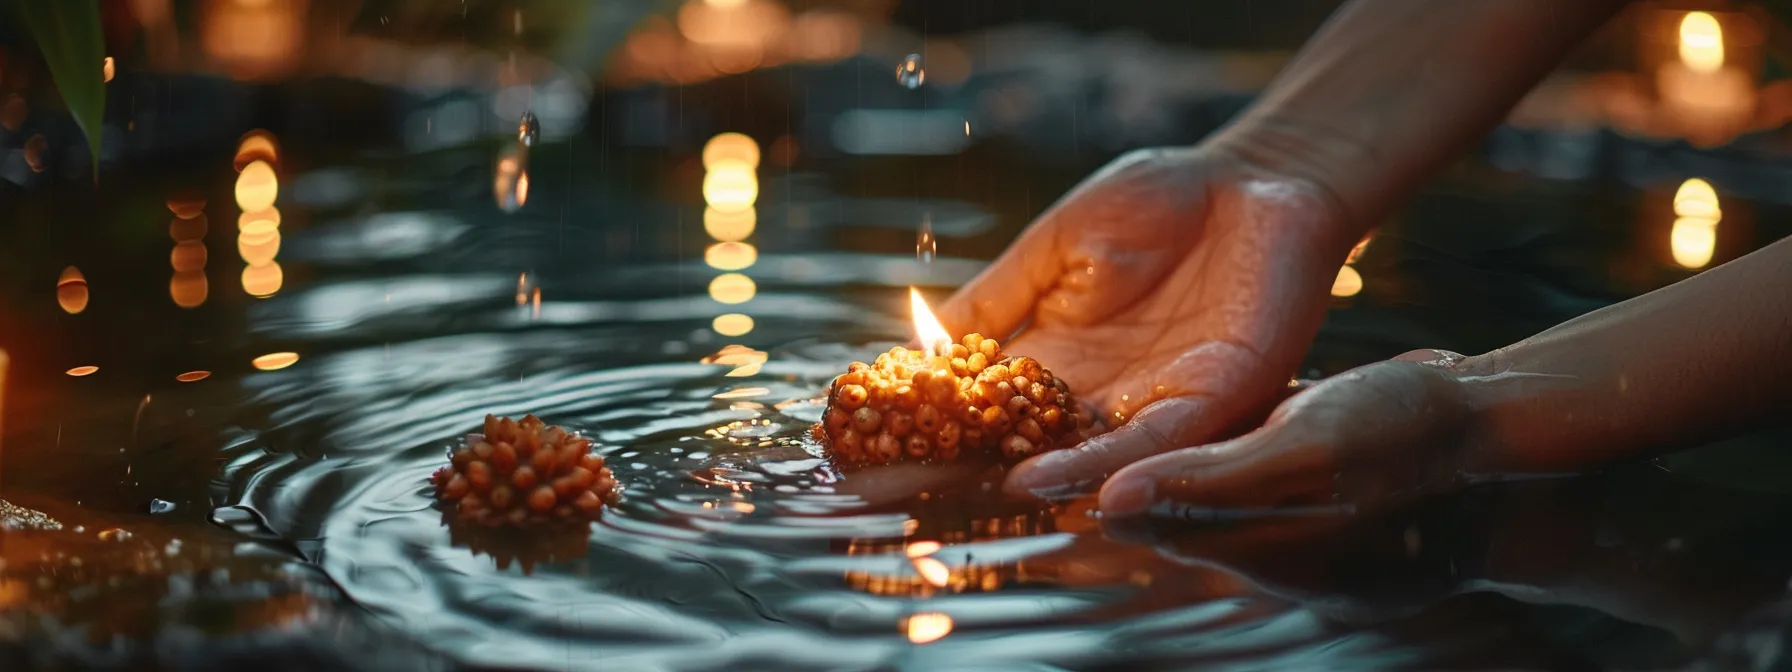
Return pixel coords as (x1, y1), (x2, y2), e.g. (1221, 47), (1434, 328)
(433, 414), (622, 525)
(815, 333), (1092, 466)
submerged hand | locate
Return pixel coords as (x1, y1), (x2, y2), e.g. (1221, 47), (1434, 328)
(937, 145), (1358, 499)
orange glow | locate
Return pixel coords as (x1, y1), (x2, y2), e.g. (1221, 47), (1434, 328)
(103, 56), (115, 82)
(1331, 265), (1364, 297)
(790, 11), (861, 63)
(712, 386), (770, 399)
(1673, 178), (1721, 218)
(905, 541), (942, 558)
(704, 208), (756, 242)
(1671, 217), (1718, 269)
(702, 344), (768, 376)
(167, 194), (207, 219)
(176, 371), (211, 382)
(171, 240), (209, 272)
(1345, 234), (1373, 264)
(912, 557), (951, 587)
(702, 132), (760, 169)
(201, 0), (306, 80)
(233, 130), (279, 172)
(237, 228), (281, 266)
(65, 366), (99, 377)
(235, 160), (278, 211)
(170, 214), (208, 241)
(708, 273), (756, 304)
(516, 273), (529, 305)
(252, 352), (300, 371)
(677, 0), (789, 49)
(704, 242), (757, 271)
(242, 262), (283, 297)
(57, 266), (89, 314)
(1679, 12), (1725, 73)
(909, 288), (952, 355)
(702, 162), (758, 211)
(239, 208), (282, 234)
(531, 287), (542, 320)
(712, 313), (755, 336)
(171, 270), (209, 308)
(905, 613), (953, 644)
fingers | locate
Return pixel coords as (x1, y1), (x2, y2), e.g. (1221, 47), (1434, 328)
(935, 216), (1064, 343)
(1097, 361), (1472, 522)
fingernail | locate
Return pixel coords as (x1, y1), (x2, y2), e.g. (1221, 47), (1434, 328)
(1004, 449), (1071, 498)
(1099, 476), (1154, 518)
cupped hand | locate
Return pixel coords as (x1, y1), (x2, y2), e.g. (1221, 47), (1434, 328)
(936, 145), (1359, 499)
(1096, 349), (1479, 521)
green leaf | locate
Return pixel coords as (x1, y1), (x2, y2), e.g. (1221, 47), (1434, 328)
(11, 0), (106, 179)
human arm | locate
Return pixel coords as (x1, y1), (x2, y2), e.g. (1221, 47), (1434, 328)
(1095, 234), (1792, 519)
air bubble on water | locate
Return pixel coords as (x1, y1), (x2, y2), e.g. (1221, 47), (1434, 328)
(917, 216), (936, 263)
(148, 499), (176, 515)
(896, 54), (925, 89)
(518, 110), (540, 147)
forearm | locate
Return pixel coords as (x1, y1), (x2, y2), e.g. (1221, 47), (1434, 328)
(1458, 235), (1792, 473)
(1210, 0), (1630, 238)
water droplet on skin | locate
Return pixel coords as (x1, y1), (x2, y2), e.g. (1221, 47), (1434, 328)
(896, 54), (925, 89)
(518, 110), (540, 147)
(148, 499), (176, 515)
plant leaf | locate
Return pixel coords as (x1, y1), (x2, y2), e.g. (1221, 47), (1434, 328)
(12, 0), (106, 179)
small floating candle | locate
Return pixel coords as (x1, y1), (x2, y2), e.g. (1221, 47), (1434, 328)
(432, 415), (621, 526)
(813, 290), (1092, 466)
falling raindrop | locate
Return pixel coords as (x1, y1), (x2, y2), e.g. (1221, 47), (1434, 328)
(494, 143), (530, 213)
(518, 110), (540, 147)
(147, 499), (176, 515)
(896, 53), (925, 89)
(917, 217), (936, 263)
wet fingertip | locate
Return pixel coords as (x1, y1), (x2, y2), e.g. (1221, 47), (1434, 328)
(1097, 475), (1154, 519)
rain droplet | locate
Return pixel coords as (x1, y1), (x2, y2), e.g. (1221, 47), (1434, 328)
(896, 54), (925, 89)
(917, 219), (936, 263)
(494, 143), (530, 213)
(518, 110), (540, 147)
(148, 499), (176, 515)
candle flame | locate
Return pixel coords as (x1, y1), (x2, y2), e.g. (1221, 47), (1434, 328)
(909, 288), (952, 355)
(1679, 11), (1725, 73)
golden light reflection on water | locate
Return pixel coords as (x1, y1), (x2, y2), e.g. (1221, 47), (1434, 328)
(234, 130), (279, 171)
(235, 160), (278, 211)
(701, 345), (768, 377)
(176, 371), (211, 383)
(242, 262), (284, 297)
(237, 229), (281, 266)
(702, 163), (758, 211)
(905, 613), (953, 644)
(704, 208), (755, 242)
(712, 313), (754, 337)
(711, 386), (770, 400)
(171, 271), (209, 308)
(704, 242), (757, 271)
(56, 266), (89, 314)
(238, 208), (281, 234)
(170, 207), (210, 307)
(65, 366), (99, 377)
(1331, 265), (1363, 297)
(905, 541), (942, 558)
(252, 352), (299, 371)
(708, 273), (756, 304)
(702, 132), (760, 169)
(1670, 177), (1721, 269)
(171, 241), (208, 272)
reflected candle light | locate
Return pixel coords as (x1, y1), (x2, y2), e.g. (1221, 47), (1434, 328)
(236, 160), (278, 211)
(234, 130), (279, 171)
(1670, 177), (1721, 270)
(905, 613), (953, 644)
(242, 262), (284, 297)
(176, 371), (211, 383)
(252, 352), (300, 371)
(171, 270), (209, 308)
(238, 228), (281, 266)
(65, 366), (99, 377)
(712, 313), (754, 336)
(704, 208), (755, 242)
(1331, 265), (1363, 297)
(709, 273), (756, 304)
(702, 162), (758, 211)
(704, 242), (757, 271)
(56, 266), (89, 314)
(702, 132), (760, 169)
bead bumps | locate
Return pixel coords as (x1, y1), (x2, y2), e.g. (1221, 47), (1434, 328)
(815, 333), (1092, 466)
(433, 414), (622, 525)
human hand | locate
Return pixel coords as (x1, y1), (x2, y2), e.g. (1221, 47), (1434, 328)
(1095, 349), (1478, 520)
(936, 144), (1360, 499)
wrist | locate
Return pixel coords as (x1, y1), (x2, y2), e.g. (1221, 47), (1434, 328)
(1205, 111), (1379, 247)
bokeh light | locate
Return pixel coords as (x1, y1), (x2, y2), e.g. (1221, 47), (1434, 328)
(704, 207), (756, 242)
(704, 242), (757, 271)
(1331, 265), (1364, 297)
(176, 371), (212, 383)
(235, 160), (279, 211)
(702, 132), (760, 169)
(712, 313), (754, 337)
(171, 270), (209, 308)
(702, 162), (758, 211)
(1679, 11), (1725, 73)
(252, 352), (300, 371)
(708, 273), (756, 304)
(905, 613), (954, 644)
(56, 266), (89, 314)
(65, 366), (99, 377)
(242, 262), (284, 297)
(234, 130), (279, 171)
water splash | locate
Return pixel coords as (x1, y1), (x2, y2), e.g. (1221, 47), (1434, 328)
(896, 53), (925, 89)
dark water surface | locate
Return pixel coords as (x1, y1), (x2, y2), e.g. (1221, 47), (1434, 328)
(5, 59), (1792, 671)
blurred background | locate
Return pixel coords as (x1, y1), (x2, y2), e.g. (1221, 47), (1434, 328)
(3, 0), (1792, 669)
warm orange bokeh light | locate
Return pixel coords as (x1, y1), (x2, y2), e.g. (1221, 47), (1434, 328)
(171, 270), (209, 308)
(102, 56), (115, 82)
(1670, 177), (1721, 270)
(171, 240), (209, 272)
(170, 214), (209, 241)
(905, 613), (954, 644)
(238, 228), (281, 266)
(234, 130), (279, 171)
(56, 266), (89, 314)
(201, 0), (306, 80)
(704, 207), (756, 242)
(65, 366), (99, 377)
(176, 371), (212, 382)
(1331, 265), (1364, 297)
(242, 262), (284, 297)
(252, 352), (300, 371)
(702, 163), (758, 211)
(236, 160), (279, 211)
(708, 273), (756, 304)
(702, 132), (760, 169)
(712, 313), (754, 336)
(1680, 11), (1725, 73)
(704, 242), (757, 271)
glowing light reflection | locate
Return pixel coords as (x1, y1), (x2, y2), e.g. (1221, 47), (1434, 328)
(252, 352), (300, 371)
(905, 613), (953, 644)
